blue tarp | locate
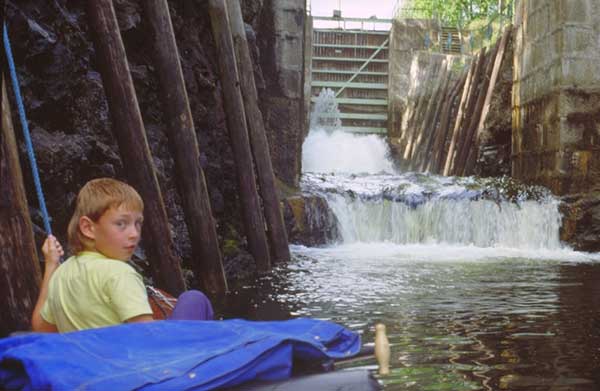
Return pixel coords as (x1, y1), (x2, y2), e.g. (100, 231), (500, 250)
(0, 318), (360, 390)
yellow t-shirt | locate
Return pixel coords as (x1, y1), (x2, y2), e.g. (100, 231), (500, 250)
(41, 251), (152, 332)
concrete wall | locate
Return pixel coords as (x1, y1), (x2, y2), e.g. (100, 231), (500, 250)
(388, 18), (440, 139)
(513, 0), (600, 194)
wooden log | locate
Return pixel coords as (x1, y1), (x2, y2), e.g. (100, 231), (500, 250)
(442, 51), (482, 176)
(86, 0), (186, 295)
(226, 0), (290, 264)
(451, 48), (489, 176)
(415, 60), (451, 171)
(405, 63), (436, 163)
(403, 62), (436, 163)
(464, 26), (512, 175)
(454, 42), (499, 175)
(142, 0), (227, 295)
(455, 41), (499, 176)
(427, 69), (468, 174)
(396, 68), (420, 162)
(419, 66), (453, 172)
(0, 76), (42, 336)
(208, 0), (271, 272)
(410, 61), (444, 169)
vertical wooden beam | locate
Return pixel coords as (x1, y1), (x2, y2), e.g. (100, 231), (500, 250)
(443, 52), (479, 176)
(451, 47), (488, 176)
(208, 0), (271, 272)
(455, 42), (498, 176)
(142, 0), (227, 295)
(427, 69), (468, 174)
(226, 0), (290, 264)
(86, 0), (186, 295)
(418, 63), (452, 172)
(464, 26), (511, 175)
(412, 59), (449, 171)
(0, 76), (42, 336)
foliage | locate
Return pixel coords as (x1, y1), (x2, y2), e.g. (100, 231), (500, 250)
(398, 0), (514, 28)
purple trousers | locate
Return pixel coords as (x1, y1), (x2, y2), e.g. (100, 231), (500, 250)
(168, 290), (214, 321)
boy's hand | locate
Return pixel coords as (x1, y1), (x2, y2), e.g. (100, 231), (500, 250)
(42, 235), (64, 267)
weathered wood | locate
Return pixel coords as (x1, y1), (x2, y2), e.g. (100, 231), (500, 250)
(208, 0), (271, 272)
(414, 60), (450, 171)
(428, 69), (468, 174)
(442, 51), (481, 176)
(409, 63), (441, 169)
(455, 42), (499, 176)
(86, 0), (186, 295)
(397, 66), (424, 162)
(142, 0), (227, 295)
(403, 63), (437, 163)
(0, 77), (42, 336)
(452, 48), (489, 175)
(464, 26), (512, 175)
(419, 65), (453, 172)
(226, 0), (290, 264)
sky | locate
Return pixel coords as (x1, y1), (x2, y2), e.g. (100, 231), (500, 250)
(309, 0), (398, 19)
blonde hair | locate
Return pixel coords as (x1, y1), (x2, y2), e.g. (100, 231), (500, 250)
(67, 178), (144, 253)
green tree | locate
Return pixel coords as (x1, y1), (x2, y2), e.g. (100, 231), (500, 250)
(401, 0), (512, 27)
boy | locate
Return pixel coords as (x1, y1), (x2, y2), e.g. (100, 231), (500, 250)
(31, 178), (213, 333)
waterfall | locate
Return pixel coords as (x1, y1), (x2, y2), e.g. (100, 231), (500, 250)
(327, 194), (562, 249)
(303, 89), (395, 174)
(301, 91), (564, 251)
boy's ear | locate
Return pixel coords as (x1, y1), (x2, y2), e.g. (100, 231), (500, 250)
(79, 216), (96, 240)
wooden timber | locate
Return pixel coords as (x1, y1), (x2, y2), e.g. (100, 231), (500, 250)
(417, 62), (452, 172)
(226, 0), (290, 264)
(404, 61), (440, 163)
(412, 60), (450, 170)
(450, 47), (488, 175)
(427, 69), (468, 174)
(455, 43), (498, 176)
(464, 26), (512, 175)
(0, 77), (42, 336)
(142, 0), (227, 294)
(86, 0), (186, 295)
(442, 52), (479, 175)
(208, 0), (271, 272)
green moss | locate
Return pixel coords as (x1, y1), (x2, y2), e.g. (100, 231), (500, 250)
(275, 177), (299, 199)
(222, 239), (240, 258)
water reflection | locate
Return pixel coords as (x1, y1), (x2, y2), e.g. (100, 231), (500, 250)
(228, 245), (600, 390)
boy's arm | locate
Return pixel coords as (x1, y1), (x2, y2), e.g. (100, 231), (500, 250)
(31, 236), (63, 333)
(125, 314), (154, 323)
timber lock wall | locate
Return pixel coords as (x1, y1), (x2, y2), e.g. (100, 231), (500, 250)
(388, 17), (513, 176)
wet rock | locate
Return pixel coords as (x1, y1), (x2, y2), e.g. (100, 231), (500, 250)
(283, 195), (339, 246)
(560, 192), (600, 252)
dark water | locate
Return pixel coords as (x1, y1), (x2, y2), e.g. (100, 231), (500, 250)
(226, 245), (600, 390)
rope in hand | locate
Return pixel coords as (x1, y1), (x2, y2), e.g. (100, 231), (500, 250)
(3, 22), (52, 235)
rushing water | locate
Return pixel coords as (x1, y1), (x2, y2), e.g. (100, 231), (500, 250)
(232, 94), (600, 390)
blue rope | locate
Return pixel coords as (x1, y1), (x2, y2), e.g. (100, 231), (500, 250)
(3, 23), (52, 235)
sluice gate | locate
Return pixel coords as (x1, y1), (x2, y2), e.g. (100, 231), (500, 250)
(310, 16), (391, 135)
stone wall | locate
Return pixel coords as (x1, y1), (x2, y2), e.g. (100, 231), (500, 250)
(257, 0), (306, 188)
(513, 0), (600, 195)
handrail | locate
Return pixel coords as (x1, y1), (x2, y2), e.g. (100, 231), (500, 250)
(335, 37), (389, 98)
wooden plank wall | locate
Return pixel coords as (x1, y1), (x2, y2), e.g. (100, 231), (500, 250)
(398, 26), (512, 176)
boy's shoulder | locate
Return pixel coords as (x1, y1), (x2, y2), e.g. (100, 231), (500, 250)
(76, 252), (139, 275)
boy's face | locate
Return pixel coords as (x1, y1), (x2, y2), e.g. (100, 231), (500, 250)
(86, 205), (144, 261)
